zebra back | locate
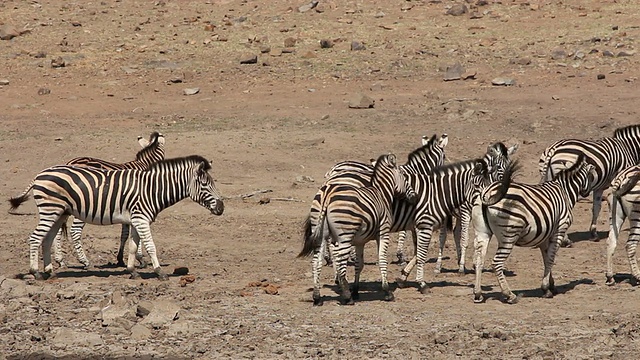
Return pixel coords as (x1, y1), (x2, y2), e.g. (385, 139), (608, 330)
(66, 131), (165, 171)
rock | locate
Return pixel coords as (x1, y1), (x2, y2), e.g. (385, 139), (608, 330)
(320, 39), (334, 49)
(179, 275), (196, 287)
(258, 197), (270, 205)
(301, 50), (316, 59)
(461, 70), (477, 80)
(491, 77), (516, 86)
(603, 50), (615, 57)
(551, 48), (567, 60)
(121, 66), (138, 74)
(51, 328), (103, 349)
(240, 54), (258, 64)
(370, 83), (384, 91)
(351, 41), (366, 51)
(183, 88), (200, 96)
(264, 284), (279, 295)
(38, 88), (51, 95)
(259, 45), (271, 53)
(295, 175), (315, 183)
(446, 3), (468, 16)
(617, 51), (635, 57)
(298, 1), (319, 13)
(348, 93), (375, 109)
(0, 79), (9, 86)
(101, 301), (131, 327)
(597, 74), (606, 80)
(136, 301), (154, 318)
(284, 37), (297, 47)
(203, 24), (215, 32)
(443, 62), (465, 81)
(281, 48), (295, 54)
(51, 56), (66, 68)
(574, 50), (586, 60)
(375, 11), (385, 18)
(140, 300), (180, 329)
(130, 324), (152, 341)
(71, 21), (82, 27)
(173, 267), (189, 275)
(510, 57), (531, 65)
(0, 25), (21, 40)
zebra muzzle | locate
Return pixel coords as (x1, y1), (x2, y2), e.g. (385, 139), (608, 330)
(211, 200), (225, 215)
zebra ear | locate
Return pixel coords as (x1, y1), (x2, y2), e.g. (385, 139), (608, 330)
(438, 134), (449, 148)
(387, 154), (397, 167)
(508, 143), (519, 156)
(369, 158), (377, 166)
(156, 133), (166, 145)
(138, 136), (150, 148)
(473, 160), (487, 175)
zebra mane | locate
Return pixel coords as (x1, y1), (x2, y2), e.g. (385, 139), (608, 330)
(613, 124), (640, 139)
(148, 155), (211, 171)
(427, 158), (478, 176)
(480, 159), (521, 206)
(551, 153), (586, 181)
(405, 135), (438, 165)
(372, 154), (393, 174)
(135, 132), (163, 161)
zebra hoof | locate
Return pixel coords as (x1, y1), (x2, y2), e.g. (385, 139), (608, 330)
(457, 268), (466, 276)
(384, 291), (395, 302)
(56, 261), (68, 269)
(313, 297), (324, 306)
(340, 297), (355, 306)
(396, 278), (408, 289)
(116, 260), (126, 268)
(129, 271), (141, 280)
(542, 290), (554, 299)
(433, 268), (442, 275)
(82, 263), (93, 271)
(418, 283), (430, 294)
(473, 294), (485, 304)
(506, 294), (521, 304)
(590, 230), (599, 242)
(631, 277), (640, 287)
(157, 273), (169, 281)
(605, 275), (615, 286)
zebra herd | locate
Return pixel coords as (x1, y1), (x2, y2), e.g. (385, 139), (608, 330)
(8, 125), (640, 305)
(299, 124), (640, 305)
(9, 132), (224, 281)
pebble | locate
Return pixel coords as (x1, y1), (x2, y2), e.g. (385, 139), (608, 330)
(0, 79), (9, 86)
(284, 37), (296, 47)
(351, 41), (366, 51)
(183, 88), (200, 96)
(259, 45), (271, 54)
(240, 54), (258, 64)
(51, 56), (66, 68)
(0, 24), (21, 40)
(320, 39), (333, 49)
(491, 77), (516, 86)
(551, 48), (567, 60)
(173, 266), (189, 275)
(446, 3), (468, 16)
(443, 62), (465, 81)
(597, 74), (606, 80)
(298, 1), (319, 13)
(348, 93), (375, 109)
(130, 324), (152, 340)
(603, 50), (615, 57)
(301, 51), (316, 59)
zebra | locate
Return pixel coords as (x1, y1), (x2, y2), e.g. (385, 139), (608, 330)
(9, 155), (224, 280)
(314, 134), (449, 268)
(395, 144), (517, 290)
(538, 124), (640, 245)
(298, 153), (417, 305)
(472, 155), (594, 304)
(53, 131), (166, 269)
(606, 164), (640, 286)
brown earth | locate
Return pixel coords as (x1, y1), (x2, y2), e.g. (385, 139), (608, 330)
(1, 0), (640, 358)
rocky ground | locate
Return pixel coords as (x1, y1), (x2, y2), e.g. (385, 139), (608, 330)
(1, 0), (640, 358)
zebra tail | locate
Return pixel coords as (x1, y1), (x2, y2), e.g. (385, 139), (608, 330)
(613, 172), (640, 198)
(539, 147), (556, 184)
(481, 159), (521, 206)
(298, 213), (325, 258)
(8, 180), (35, 213)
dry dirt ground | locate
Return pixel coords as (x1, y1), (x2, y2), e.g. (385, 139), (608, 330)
(1, 0), (640, 359)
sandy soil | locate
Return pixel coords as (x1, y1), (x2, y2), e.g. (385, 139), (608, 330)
(1, 0), (640, 358)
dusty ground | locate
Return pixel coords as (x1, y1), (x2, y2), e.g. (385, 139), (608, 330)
(1, 0), (640, 358)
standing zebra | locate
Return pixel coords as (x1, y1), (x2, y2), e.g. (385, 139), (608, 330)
(9, 155), (224, 280)
(53, 131), (166, 269)
(538, 124), (640, 245)
(606, 164), (640, 286)
(472, 155), (594, 303)
(298, 154), (417, 305)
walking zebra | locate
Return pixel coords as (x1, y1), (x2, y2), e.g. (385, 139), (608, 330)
(472, 155), (594, 303)
(9, 155), (224, 280)
(313, 134), (449, 269)
(606, 164), (640, 286)
(395, 144), (517, 291)
(538, 124), (640, 245)
(53, 131), (166, 269)
(298, 154), (417, 305)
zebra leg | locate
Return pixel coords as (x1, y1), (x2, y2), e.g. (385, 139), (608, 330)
(606, 194), (625, 285)
(322, 234), (333, 267)
(132, 220), (167, 281)
(590, 189), (604, 241)
(28, 209), (66, 279)
(127, 228), (142, 280)
(414, 227), (434, 294)
(540, 233), (564, 298)
(434, 226), (447, 274)
(333, 241), (354, 305)
(69, 219), (91, 269)
(396, 228), (418, 288)
(53, 228), (67, 268)
(473, 230), (492, 303)
(351, 245), (365, 300)
(378, 228), (394, 301)
(458, 208), (471, 275)
(626, 214), (640, 286)
(396, 230), (408, 266)
(311, 245), (324, 306)
(492, 237), (518, 304)
(42, 215), (69, 279)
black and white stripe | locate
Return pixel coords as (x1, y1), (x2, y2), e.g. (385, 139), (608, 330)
(9, 155), (224, 280)
(298, 154), (417, 305)
(606, 164), (640, 286)
(538, 124), (640, 244)
(472, 155), (594, 303)
(54, 131), (166, 269)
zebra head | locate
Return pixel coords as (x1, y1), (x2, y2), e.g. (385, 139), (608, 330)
(484, 142), (518, 183)
(135, 132), (166, 165)
(189, 158), (225, 216)
(372, 154), (417, 204)
(403, 134), (448, 174)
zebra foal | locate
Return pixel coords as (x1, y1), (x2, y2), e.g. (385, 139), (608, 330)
(54, 131), (166, 269)
(9, 155), (224, 280)
(473, 155), (594, 303)
(606, 164), (640, 286)
(298, 154), (417, 305)
(538, 124), (640, 244)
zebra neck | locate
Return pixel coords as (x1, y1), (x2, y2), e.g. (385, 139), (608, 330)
(619, 138), (640, 163)
(142, 168), (192, 214)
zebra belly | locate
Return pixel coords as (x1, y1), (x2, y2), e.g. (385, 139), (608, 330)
(71, 209), (132, 225)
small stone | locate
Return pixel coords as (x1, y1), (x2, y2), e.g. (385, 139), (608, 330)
(281, 48), (295, 54)
(173, 267), (189, 275)
(617, 51), (634, 57)
(169, 76), (183, 83)
(259, 45), (271, 54)
(612, 25), (619, 31)
(130, 324), (152, 341)
(597, 74), (606, 80)
(0, 25), (21, 40)
(70, 21), (82, 27)
(183, 88), (200, 96)
(510, 57), (531, 65)
(0, 79), (9, 86)
(574, 50), (586, 60)
(374, 11), (385, 18)
(370, 83), (384, 91)
(33, 51), (47, 58)
(298, 0), (319, 13)
(320, 39), (334, 49)
(603, 50), (615, 57)
(38, 88), (51, 95)
(321, 114), (330, 120)
(136, 302), (154, 318)
(51, 56), (66, 68)
(179, 275), (196, 287)
(551, 48), (567, 60)
(203, 24), (215, 31)
(239, 54), (258, 64)
(348, 93), (375, 109)
(443, 62), (465, 81)
(446, 3), (468, 16)
(301, 50), (316, 59)
(491, 77), (516, 86)
(461, 70), (477, 80)
(296, 175), (315, 183)
(264, 284), (279, 295)
(258, 197), (270, 205)
(284, 37), (296, 48)
(351, 41), (366, 51)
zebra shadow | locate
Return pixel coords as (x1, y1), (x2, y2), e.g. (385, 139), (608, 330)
(30, 268), (181, 280)
(318, 280), (470, 303)
(567, 230), (609, 244)
(478, 277), (594, 303)
(609, 273), (640, 285)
